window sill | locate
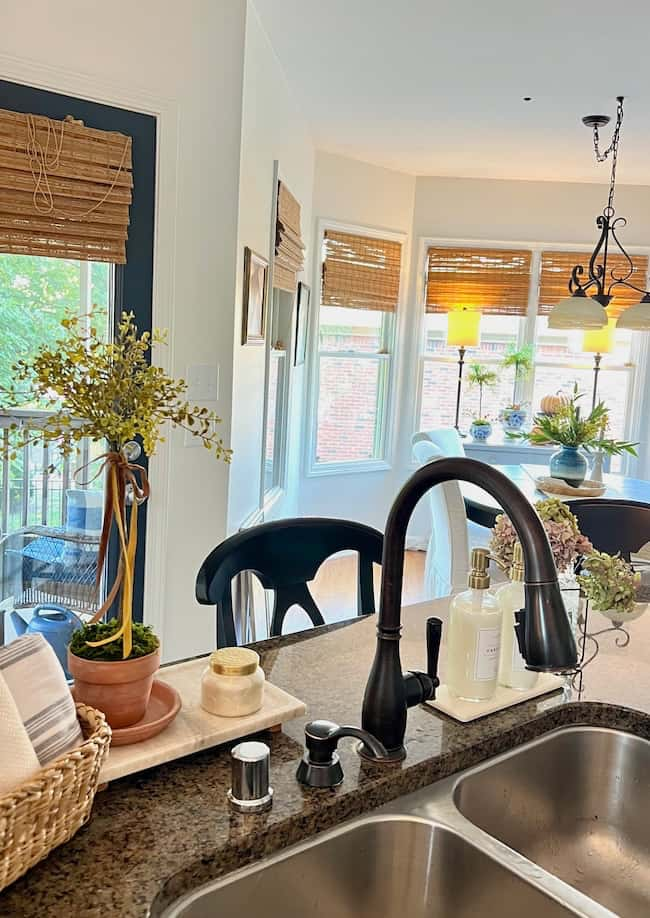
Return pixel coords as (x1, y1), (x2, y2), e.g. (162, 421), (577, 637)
(306, 459), (392, 478)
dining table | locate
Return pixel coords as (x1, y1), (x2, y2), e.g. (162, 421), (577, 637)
(462, 464), (650, 529)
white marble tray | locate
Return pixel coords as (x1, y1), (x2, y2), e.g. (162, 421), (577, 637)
(425, 673), (564, 723)
(99, 656), (306, 783)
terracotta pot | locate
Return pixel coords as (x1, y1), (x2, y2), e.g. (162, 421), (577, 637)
(68, 647), (161, 729)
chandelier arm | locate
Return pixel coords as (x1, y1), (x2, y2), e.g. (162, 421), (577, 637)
(607, 218), (634, 286)
(568, 264), (595, 296)
(584, 215), (609, 299)
(608, 277), (650, 297)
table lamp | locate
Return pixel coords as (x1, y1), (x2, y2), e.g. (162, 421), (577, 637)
(447, 308), (481, 432)
(582, 318), (615, 409)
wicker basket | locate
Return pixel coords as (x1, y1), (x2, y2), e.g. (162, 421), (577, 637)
(0, 703), (111, 892)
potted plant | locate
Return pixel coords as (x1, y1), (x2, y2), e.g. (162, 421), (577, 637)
(491, 497), (593, 574)
(1, 311), (231, 729)
(467, 363), (497, 442)
(577, 550), (646, 624)
(508, 385), (637, 487)
(499, 344), (534, 431)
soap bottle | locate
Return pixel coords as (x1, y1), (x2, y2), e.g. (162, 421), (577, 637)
(497, 541), (539, 691)
(446, 548), (502, 702)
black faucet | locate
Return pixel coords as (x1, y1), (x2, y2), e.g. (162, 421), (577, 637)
(361, 457), (578, 762)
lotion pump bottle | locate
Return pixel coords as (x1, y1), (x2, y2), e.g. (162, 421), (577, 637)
(497, 541), (538, 691)
(446, 547), (502, 701)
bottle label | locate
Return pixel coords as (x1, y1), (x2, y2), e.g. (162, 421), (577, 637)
(474, 627), (501, 681)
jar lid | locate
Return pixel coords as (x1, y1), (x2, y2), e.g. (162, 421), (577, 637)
(209, 647), (259, 676)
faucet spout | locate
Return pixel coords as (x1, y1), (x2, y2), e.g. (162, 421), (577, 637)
(362, 457), (577, 760)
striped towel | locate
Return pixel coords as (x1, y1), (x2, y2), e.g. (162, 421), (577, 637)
(0, 670), (41, 796)
(0, 634), (83, 765)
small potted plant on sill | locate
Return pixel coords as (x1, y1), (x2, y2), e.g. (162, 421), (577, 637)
(499, 344), (534, 431)
(507, 384), (637, 487)
(467, 363), (497, 442)
(578, 550), (646, 624)
(1, 311), (231, 730)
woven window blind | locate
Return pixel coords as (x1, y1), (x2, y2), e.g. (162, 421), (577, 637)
(0, 108), (132, 264)
(274, 181), (305, 293)
(321, 230), (402, 312)
(425, 246), (532, 316)
(538, 250), (649, 317)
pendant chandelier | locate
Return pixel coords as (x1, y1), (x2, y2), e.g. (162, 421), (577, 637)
(549, 97), (650, 331)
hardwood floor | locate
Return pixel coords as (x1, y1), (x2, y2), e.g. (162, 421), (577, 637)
(250, 549), (427, 639)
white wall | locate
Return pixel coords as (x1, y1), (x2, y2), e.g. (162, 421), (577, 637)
(298, 151), (416, 532)
(227, 2), (315, 532)
(1, 0), (248, 660)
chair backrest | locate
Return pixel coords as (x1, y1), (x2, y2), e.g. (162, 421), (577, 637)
(196, 517), (384, 647)
(412, 428), (466, 458)
(412, 440), (470, 597)
(565, 499), (650, 562)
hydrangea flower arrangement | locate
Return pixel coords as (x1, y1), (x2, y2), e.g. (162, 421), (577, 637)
(490, 497), (593, 572)
(577, 551), (641, 616)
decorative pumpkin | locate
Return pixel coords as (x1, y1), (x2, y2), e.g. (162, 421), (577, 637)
(540, 393), (569, 415)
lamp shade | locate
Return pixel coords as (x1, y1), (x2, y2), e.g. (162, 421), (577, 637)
(446, 308), (481, 347)
(582, 318), (616, 354)
(617, 297), (650, 331)
(547, 294), (608, 330)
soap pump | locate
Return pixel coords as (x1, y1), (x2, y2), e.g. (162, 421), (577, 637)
(497, 541), (539, 691)
(446, 547), (502, 702)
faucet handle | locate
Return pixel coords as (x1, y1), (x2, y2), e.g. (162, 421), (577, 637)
(426, 617), (442, 680)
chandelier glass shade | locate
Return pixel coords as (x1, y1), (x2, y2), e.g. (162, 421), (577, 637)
(547, 98), (650, 332)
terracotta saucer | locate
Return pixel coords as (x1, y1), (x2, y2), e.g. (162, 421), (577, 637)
(110, 679), (182, 747)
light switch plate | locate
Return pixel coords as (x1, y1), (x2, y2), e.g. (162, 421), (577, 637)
(186, 364), (219, 402)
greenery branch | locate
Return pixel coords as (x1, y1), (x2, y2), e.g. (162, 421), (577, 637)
(1, 310), (232, 462)
(507, 384), (638, 456)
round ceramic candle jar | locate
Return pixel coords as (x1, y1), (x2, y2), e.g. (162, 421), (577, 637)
(201, 647), (265, 717)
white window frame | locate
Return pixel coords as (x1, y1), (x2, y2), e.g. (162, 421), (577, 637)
(305, 219), (407, 477)
(414, 236), (650, 474)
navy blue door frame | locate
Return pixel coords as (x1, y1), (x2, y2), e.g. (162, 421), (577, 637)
(0, 79), (157, 623)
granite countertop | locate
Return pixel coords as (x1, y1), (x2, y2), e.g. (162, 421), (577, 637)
(2, 598), (650, 918)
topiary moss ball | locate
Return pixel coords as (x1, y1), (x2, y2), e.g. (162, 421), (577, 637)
(70, 619), (160, 661)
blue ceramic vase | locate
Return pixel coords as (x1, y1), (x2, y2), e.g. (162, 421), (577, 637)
(470, 421), (492, 442)
(500, 407), (528, 432)
(549, 446), (588, 487)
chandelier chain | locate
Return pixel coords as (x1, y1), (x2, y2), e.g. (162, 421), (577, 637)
(592, 97), (624, 214)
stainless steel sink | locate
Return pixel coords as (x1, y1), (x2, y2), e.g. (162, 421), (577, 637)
(164, 726), (649, 918)
(453, 727), (650, 918)
(164, 815), (574, 918)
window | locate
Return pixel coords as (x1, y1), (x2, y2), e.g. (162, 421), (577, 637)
(417, 244), (647, 470)
(1, 254), (113, 618)
(311, 227), (403, 469)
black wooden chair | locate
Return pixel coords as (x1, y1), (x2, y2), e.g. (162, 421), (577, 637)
(195, 517), (384, 647)
(565, 499), (650, 562)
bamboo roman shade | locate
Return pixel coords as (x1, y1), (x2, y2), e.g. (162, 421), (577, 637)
(321, 230), (402, 312)
(425, 246), (532, 316)
(274, 181), (305, 293)
(538, 250), (650, 317)
(0, 108), (133, 264)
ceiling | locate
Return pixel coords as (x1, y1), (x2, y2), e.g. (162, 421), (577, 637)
(252, 0), (650, 184)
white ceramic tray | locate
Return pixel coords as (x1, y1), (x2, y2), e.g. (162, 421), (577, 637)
(425, 673), (564, 723)
(99, 656), (306, 783)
